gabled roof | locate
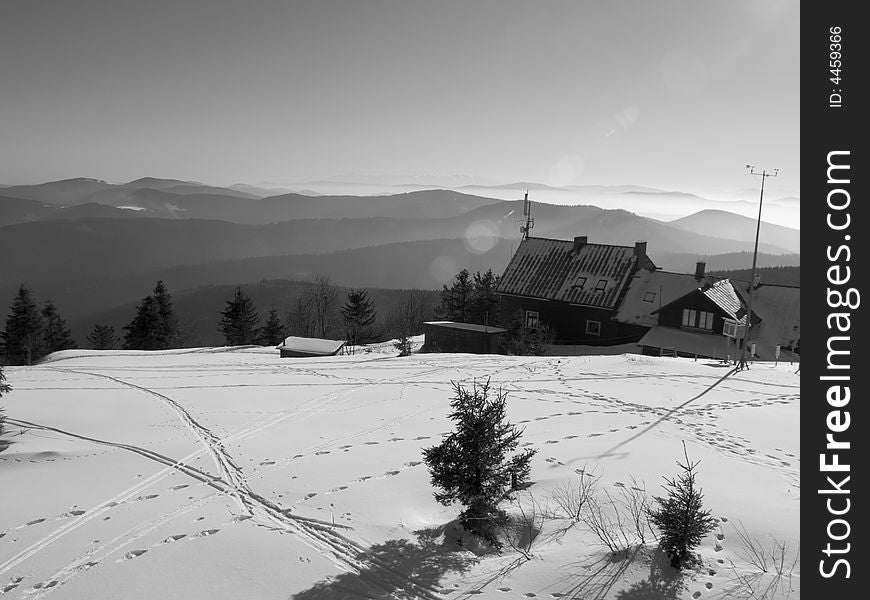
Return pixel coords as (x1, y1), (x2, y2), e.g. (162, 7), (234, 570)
(650, 278), (747, 324)
(731, 281), (801, 358)
(277, 336), (346, 356)
(615, 270), (715, 327)
(495, 237), (655, 309)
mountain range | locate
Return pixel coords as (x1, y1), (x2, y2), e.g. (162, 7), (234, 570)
(0, 176), (799, 344)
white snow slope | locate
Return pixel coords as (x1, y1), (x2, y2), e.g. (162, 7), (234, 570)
(0, 347), (799, 599)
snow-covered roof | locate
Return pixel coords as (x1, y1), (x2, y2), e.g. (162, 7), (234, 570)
(277, 336), (346, 355)
(424, 321), (507, 334)
(638, 326), (730, 359)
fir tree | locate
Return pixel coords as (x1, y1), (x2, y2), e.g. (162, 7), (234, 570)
(123, 282), (178, 350)
(41, 301), (76, 354)
(341, 289), (377, 347)
(152, 280), (178, 348)
(257, 308), (285, 346)
(219, 287), (260, 345)
(123, 295), (161, 350)
(1, 284), (45, 365)
(87, 324), (119, 350)
(648, 443), (716, 569)
(435, 269), (474, 323)
(423, 380), (538, 546)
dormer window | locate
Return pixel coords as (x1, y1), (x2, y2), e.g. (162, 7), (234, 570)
(574, 276), (587, 289)
(642, 291), (656, 303)
(594, 279), (607, 292)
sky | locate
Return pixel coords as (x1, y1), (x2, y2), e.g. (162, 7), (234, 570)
(0, 0), (799, 198)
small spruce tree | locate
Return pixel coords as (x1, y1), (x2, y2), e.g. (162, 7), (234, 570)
(219, 287), (260, 345)
(151, 280), (178, 348)
(257, 308), (285, 346)
(435, 269), (474, 323)
(423, 379), (538, 546)
(87, 324), (119, 350)
(648, 443), (716, 569)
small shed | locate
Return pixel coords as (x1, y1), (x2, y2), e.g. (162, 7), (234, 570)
(277, 336), (347, 358)
(423, 321), (507, 354)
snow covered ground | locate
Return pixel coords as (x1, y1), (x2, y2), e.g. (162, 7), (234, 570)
(0, 345), (799, 599)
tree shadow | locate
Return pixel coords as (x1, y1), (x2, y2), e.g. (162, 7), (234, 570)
(552, 546), (645, 600)
(614, 546), (685, 600)
(290, 526), (478, 599)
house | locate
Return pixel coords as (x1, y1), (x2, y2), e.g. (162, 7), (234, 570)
(495, 236), (657, 344)
(423, 321), (507, 354)
(615, 262), (800, 361)
(277, 336), (347, 358)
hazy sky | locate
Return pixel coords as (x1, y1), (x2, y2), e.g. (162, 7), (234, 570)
(1, 0), (799, 197)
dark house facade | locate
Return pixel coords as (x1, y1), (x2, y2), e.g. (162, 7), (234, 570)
(495, 236), (657, 344)
(423, 321), (507, 354)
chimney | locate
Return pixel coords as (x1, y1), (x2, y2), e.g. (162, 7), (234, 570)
(573, 236), (588, 253)
(753, 273), (762, 289)
(694, 261), (706, 280)
(634, 241), (647, 259)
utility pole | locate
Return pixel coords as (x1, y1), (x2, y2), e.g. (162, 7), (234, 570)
(737, 165), (778, 370)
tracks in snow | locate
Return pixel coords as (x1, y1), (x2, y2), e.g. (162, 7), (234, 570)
(8, 365), (448, 600)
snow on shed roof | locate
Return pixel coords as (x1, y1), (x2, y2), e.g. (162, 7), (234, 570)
(638, 326), (729, 359)
(495, 237), (654, 309)
(424, 321), (508, 334)
(277, 336), (346, 355)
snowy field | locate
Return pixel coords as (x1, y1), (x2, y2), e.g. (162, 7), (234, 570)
(0, 345), (800, 599)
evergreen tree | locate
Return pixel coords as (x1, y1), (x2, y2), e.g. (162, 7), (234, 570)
(423, 380), (538, 546)
(41, 301), (76, 354)
(219, 287), (260, 345)
(341, 289), (377, 347)
(435, 269), (474, 323)
(87, 324), (119, 350)
(1, 284), (45, 365)
(648, 443), (716, 569)
(123, 295), (161, 350)
(469, 269), (500, 325)
(257, 309), (285, 346)
(123, 281), (178, 350)
(152, 280), (178, 348)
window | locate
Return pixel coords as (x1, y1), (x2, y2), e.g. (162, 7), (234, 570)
(594, 279), (607, 292)
(723, 320), (740, 338)
(642, 291), (656, 303)
(574, 276), (587, 288)
(586, 320), (601, 336)
(525, 310), (539, 329)
(698, 311), (714, 330)
(681, 308), (697, 327)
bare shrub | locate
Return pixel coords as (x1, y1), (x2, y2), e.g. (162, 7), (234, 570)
(619, 476), (655, 544)
(548, 466), (599, 523)
(500, 492), (545, 560)
(582, 489), (636, 558)
(725, 522), (800, 599)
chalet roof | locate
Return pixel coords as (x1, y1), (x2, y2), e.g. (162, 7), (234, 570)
(702, 279), (745, 321)
(424, 321), (508, 334)
(614, 270), (714, 327)
(277, 336), (346, 356)
(638, 326), (729, 359)
(495, 237), (655, 309)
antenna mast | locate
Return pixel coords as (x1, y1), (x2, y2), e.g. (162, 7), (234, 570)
(519, 191), (534, 240)
(737, 165), (778, 371)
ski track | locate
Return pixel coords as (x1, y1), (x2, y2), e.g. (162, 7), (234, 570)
(4, 364), (451, 600)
